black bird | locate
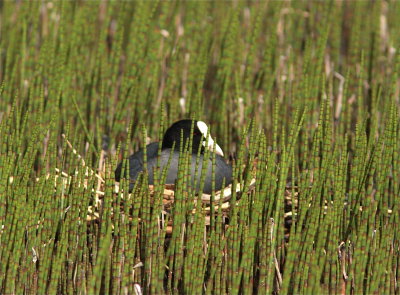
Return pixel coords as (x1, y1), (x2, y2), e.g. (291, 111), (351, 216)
(115, 120), (232, 194)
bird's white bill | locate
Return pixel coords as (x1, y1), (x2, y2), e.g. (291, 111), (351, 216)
(204, 135), (224, 156)
(197, 121), (224, 156)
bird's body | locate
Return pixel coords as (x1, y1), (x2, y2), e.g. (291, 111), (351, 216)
(115, 120), (232, 194)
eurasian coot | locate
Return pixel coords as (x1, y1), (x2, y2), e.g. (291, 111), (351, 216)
(115, 120), (232, 194)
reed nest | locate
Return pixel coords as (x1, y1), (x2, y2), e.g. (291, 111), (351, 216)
(87, 179), (258, 233)
(42, 164), (299, 238)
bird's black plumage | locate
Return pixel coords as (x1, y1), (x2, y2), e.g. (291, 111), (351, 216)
(115, 120), (232, 194)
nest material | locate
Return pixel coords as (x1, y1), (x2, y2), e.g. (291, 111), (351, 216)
(151, 178), (256, 210)
(87, 179), (257, 225)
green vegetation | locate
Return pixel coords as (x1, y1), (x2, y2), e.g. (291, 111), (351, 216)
(1, 1), (399, 294)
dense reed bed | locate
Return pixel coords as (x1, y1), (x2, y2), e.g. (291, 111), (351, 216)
(0, 1), (399, 294)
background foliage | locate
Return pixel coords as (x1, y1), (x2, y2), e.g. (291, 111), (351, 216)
(0, 1), (399, 294)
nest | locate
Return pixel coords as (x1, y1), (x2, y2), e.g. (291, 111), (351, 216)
(87, 179), (257, 233)
(151, 179), (256, 211)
